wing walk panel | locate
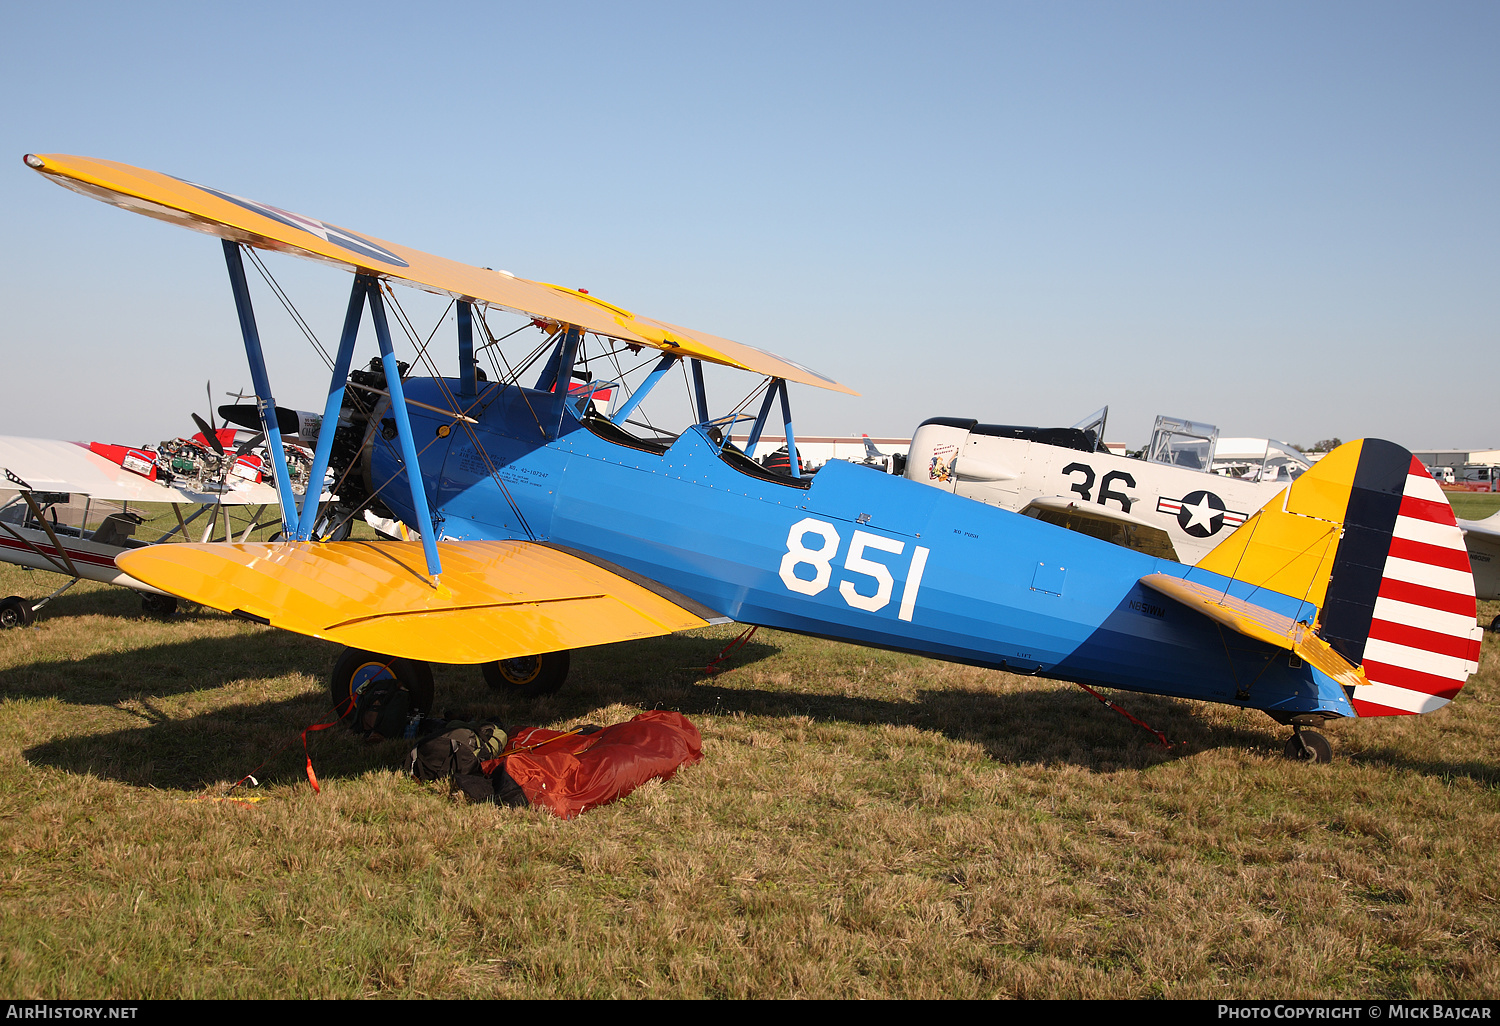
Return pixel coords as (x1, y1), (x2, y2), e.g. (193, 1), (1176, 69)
(115, 538), (710, 664)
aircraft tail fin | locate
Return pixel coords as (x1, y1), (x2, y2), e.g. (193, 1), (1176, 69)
(1194, 439), (1482, 715)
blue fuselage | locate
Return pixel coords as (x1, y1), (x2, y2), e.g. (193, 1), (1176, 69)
(372, 379), (1354, 718)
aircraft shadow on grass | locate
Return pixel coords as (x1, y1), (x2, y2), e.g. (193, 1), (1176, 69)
(1, 575), (149, 621)
(15, 629), (1497, 790)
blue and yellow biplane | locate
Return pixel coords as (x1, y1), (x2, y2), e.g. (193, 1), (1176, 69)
(25, 154), (1486, 762)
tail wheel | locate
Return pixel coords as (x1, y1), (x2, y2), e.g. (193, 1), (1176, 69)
(328, 648), (435, 723)
(0, 596), (35, 629)
(1283, 730), (1332, 764)
(481, 650), (570, 698)
(140, 594), (178, 619)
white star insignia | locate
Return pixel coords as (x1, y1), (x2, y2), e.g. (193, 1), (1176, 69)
(1180, 495), (1222, 532)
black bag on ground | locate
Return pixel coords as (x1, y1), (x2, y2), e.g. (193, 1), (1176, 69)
(403, 722), (508, 784)
(352, 675), (412, 740)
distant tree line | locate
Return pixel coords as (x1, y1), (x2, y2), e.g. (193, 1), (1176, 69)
(1292, 438), (1343, 454)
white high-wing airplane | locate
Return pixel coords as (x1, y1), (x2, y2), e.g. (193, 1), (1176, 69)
(0, 430), (306, 626)
(1458, 512), (1500, 621)
(904, 409), (1314, 565)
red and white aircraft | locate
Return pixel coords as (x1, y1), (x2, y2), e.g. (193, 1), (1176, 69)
(0, 429), (306, 626)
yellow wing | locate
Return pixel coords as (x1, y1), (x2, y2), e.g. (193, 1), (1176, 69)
(24, 153), (855, 395)
(1138, 573), (1364, 690)
(115, 539), (720, 663)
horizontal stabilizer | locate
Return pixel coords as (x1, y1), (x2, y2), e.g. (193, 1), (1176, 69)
(1026, 496), (1164, 532)
(1139, 573), (1364, 690)
(115, 539), (715, 663)
(1460, 510), (1500, 543)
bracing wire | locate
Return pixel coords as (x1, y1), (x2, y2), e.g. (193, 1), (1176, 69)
(380, 287), (536, 539)
(243, 247), (335, 372)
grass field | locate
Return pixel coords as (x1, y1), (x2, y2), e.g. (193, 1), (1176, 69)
(2, 534), (1499, 997)
(1448, 493), (1500, 521)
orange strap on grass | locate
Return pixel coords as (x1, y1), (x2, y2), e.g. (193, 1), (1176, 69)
(1075, 682), (1174, 749)
(704, 625), (758, 675)
(300, 696), (355, 793)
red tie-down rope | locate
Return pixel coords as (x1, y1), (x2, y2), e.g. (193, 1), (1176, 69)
(199, 690), (354, 804)
(299, 700), (353, 794)
(704, 625), (758, 676)
(297, 657), (400, 792)
(1074, 682), (1174, 749)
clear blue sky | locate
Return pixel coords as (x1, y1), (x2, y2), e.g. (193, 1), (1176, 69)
(3, 1), (1495, 450)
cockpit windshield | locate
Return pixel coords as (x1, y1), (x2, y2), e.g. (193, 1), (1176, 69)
(1070, 406), (1109, 451)
(1210, 438), (1312, 482)
(1146, 416), (1219, 471)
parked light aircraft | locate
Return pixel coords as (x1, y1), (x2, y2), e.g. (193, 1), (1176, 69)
(905, 412), (1311, 565)
(1459, 512), (1500, 619)
(857, 434), (906, 475)
(24, 153), (1487, 762)
(0, 428), (303, 625)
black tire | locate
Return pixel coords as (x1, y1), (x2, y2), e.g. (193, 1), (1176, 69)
(328, 648), (435, 723)
(314, 513), (353, 542)
(481, 650), (571, 698)
(1490, 614), (1500, 633)
(0, 596), (35, 629)
(140, 594), (178, 619)
(1283, 730), (1332, 764)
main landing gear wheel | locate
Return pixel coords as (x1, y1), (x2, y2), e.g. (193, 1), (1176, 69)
(482, 650), (571, 698)
(329, 648), (435, 724)
(0, 596), (35, 629)
(1283, 730), (1332, 764)
(1490, 614), (1500, 633)
(140, 594), (178, 619)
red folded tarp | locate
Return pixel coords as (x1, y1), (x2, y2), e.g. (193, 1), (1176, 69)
(485, 710), (703, 819)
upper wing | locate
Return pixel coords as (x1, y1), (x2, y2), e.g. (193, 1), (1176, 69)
(0, 435), (280, 505)
(114, 538), (721, 663)
(25, 153), (855, 396)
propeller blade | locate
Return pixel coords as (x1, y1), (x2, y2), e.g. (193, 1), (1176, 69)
(235, 432), (267, 458)
(219, 403), (300, 436)
(192, 413), (226, 456)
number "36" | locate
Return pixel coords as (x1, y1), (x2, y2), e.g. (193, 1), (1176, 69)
(777, 517), (930, 621)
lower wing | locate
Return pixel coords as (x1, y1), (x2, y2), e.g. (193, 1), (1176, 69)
(116, 538), (722, 663)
